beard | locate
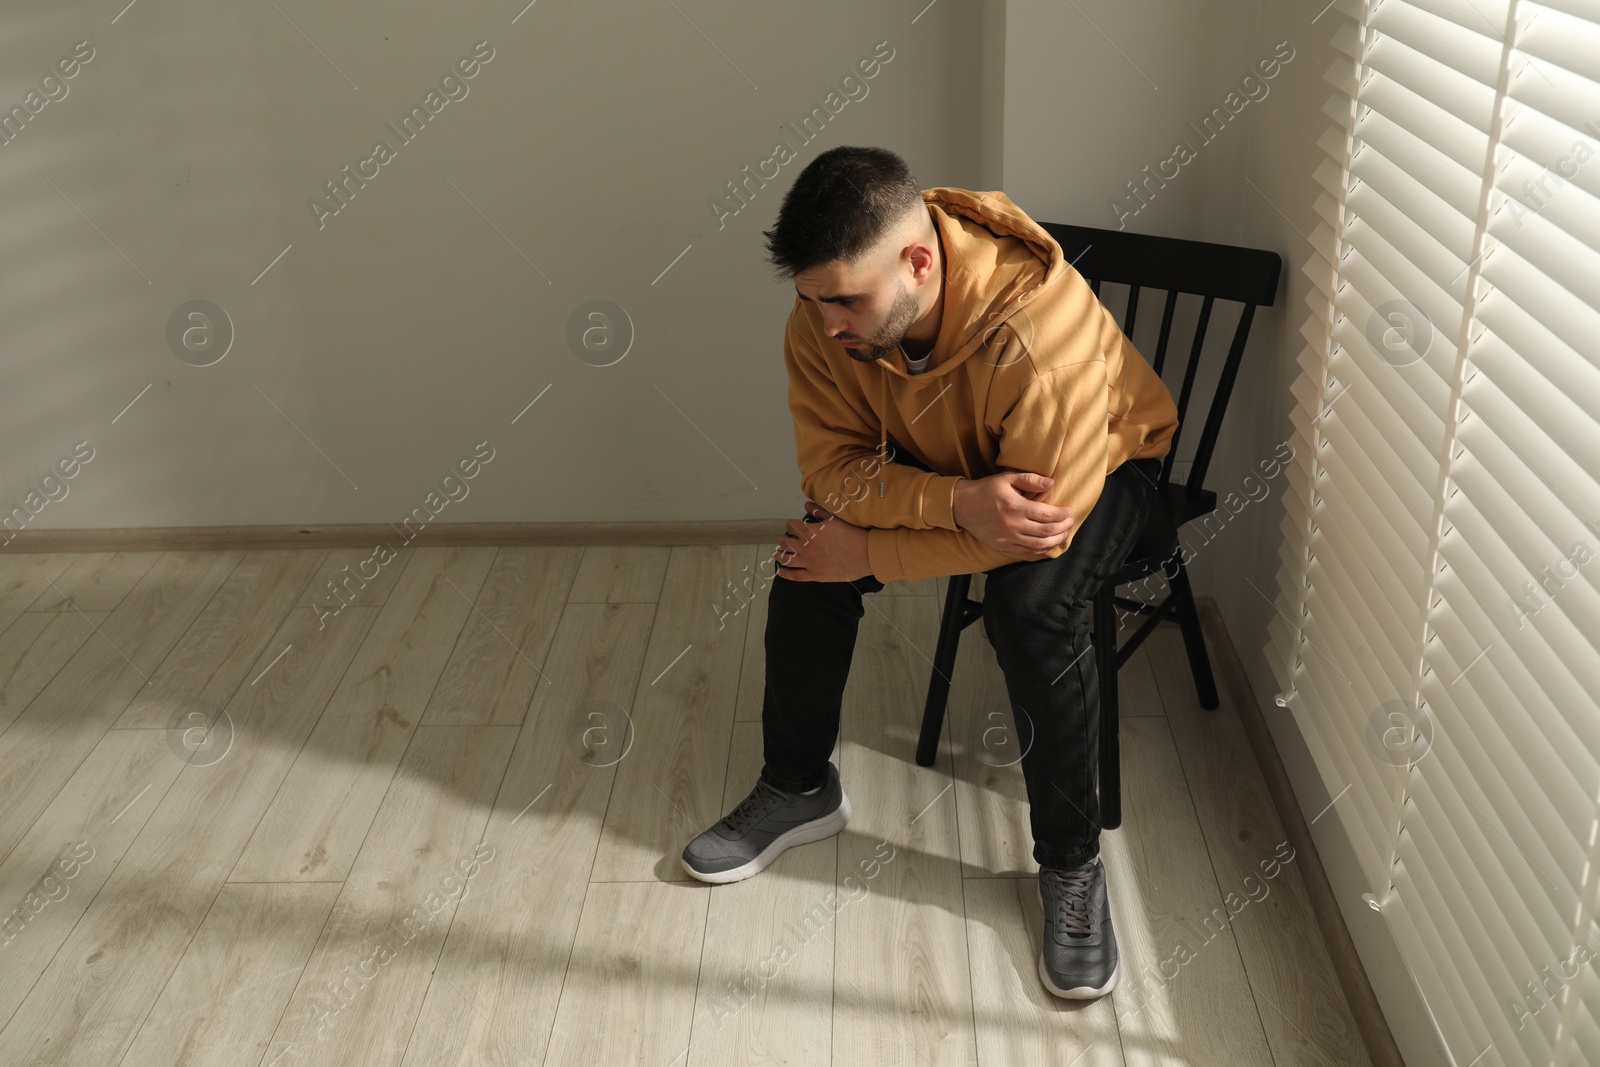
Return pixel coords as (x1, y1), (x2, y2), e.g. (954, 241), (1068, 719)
(841, 281), (923, 364)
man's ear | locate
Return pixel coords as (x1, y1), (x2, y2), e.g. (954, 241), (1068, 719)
(912, 229), (939, 282)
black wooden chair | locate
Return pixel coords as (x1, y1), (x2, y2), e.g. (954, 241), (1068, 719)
(914, 222), (1281, 831)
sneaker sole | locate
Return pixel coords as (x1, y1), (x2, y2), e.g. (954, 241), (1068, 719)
(681, 791), (852, 885)
(1037, 948), (1120, 1000)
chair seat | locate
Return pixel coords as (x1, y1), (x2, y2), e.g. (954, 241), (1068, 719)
(1112, 481), (1217, 584)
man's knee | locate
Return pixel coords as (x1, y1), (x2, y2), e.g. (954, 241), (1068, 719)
(981, 578), (1089, 635)
(769, 568), (881, 598)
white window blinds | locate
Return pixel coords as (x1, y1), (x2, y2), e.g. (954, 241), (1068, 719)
(1264, 0), (1600, 1064)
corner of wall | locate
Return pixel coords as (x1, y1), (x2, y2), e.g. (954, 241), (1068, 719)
(978, 0), (1007, 189)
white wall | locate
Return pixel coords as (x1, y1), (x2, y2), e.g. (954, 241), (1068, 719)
(1000, 0), (1270, 240)
(2, 0), (996, 531)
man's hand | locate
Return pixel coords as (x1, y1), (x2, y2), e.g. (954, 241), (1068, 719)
(952, 472), (1074, 555)
(773, 501), (874, 582)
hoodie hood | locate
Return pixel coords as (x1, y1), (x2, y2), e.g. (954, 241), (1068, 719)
(877, 187), (1067, 382)
(870, 187), (1067, 477)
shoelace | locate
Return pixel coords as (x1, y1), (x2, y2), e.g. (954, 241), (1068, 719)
(1044, 864), (1096, 938)
(724, 778), (792, 835)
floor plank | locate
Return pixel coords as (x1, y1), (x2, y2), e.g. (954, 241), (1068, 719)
(567, 544), (671, 603)
(1105, 716), (1276, 1066)
(114, 548), (326, 729)
(230, 547), (497, 881)
(538, 881), (706, 1067)
(117, 882), (342, 1067)
(834, 594), (977, 1066)
(733, 543), (776, 724)
(1149, 623), (1374, 1067)
(420, 545), (583, 727)
(296, 544), (405, 611)
(265, 725), (518, 1067)
(0, 609), (106, 737)
(400, 600), (656, 1067)
(0, 728), (172, 1027)
(26, 551), (159, 612)
(591, 545), (751, 883)
(1117, 640), (1166, 718)
(0, 552), (78, 633)
(0, 551), (244, 867)
(0, 600), (378, 1064)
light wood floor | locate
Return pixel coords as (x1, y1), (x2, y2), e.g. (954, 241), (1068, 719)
(0, 545), (1373, 1066)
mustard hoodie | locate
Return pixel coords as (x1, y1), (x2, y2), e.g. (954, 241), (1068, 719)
(783, 187), (1180, 584)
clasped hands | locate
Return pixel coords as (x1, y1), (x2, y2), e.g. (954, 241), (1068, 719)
(773, 470), (1074, 583)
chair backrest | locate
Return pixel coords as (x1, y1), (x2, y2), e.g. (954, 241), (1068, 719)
(1038, 222), (1282, 498)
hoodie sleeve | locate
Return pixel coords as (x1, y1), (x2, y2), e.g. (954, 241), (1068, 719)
(785, 305), (964, 532)
(866, 357), (1131, 584)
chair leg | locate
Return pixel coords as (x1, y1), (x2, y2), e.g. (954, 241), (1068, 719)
(1093, 584), (1122, 831)
(1167, 558), (1219, 710)
(917, 574), (972, 767)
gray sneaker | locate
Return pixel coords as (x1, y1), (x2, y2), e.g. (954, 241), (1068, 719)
(1037, 855), (1120, 999)
(681, 762), (850, 884)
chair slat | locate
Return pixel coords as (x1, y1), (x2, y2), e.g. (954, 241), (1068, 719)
(1152, 290), (1179, 377)
(1186, 303), (1259, 492)
(1161, 294), (1214, 487)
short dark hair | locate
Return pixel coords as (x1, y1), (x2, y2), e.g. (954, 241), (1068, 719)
(762, 145), (925, 281)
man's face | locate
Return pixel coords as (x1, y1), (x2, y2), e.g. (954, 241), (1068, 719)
(793, 262), (922, 365)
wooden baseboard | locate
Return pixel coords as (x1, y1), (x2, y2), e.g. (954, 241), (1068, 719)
(0, 520), (789, 553)
(1197, 596), (1404, 1067)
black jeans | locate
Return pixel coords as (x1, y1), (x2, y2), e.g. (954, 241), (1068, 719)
(759, 452), (1160, 871)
